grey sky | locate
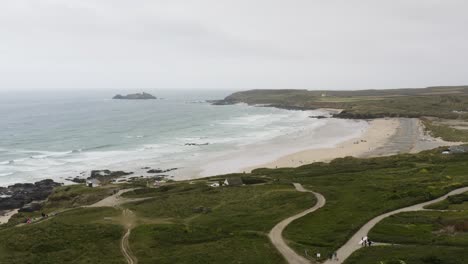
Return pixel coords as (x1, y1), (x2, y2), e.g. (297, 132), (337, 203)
(1, 0), (468, 90)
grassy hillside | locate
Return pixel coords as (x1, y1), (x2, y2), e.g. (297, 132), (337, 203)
(345, 245), (466, 264)
(344, 211), (468, 264)
(0, 207), (124, 264)
(1, 150), (467, 263)
(215, 86), (468, 120)
(123, 183), (313, 264)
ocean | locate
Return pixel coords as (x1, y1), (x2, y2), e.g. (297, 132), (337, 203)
(0, 89), (367, 186)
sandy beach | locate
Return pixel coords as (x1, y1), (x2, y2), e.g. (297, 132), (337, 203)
(246, 117), (458, 171)
(0, 209), (18, 225)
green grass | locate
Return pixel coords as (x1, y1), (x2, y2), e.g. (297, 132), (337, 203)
(369, 211), (468, 246)
(344, 245), (468, 264)
(0, 207), (124, 264)
(131, 224), (284, 264)
(425, 192), (468, 210)
(422, 119), (468, 142)
(266, 152), (468, 261)
(345, 210), (468, 264)
(44, 184), (120, 212)
(0, 184), (122, 229)
(219, 86), (468, 120)
(125, 183), (314, 264)
(1, 150), (468, 263)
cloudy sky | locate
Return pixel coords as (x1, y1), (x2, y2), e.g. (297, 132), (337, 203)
(1, 0), (467, 90)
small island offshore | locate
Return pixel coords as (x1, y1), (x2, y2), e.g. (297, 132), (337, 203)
(113, 92), (156, 100)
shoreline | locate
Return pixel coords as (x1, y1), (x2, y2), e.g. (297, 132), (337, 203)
(194, 114), (369, 177)
(0, 113), (461, 188)
(246, 118), (400, 171)
(245, 117), (460, 172)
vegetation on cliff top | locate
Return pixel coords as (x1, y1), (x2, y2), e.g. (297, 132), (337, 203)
(216, 86), (468, 120)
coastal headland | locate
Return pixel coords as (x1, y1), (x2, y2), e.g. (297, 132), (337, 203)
(1, 86), (468, 264)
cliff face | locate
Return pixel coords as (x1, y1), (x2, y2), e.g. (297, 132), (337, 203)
(113, 92), (157, 100)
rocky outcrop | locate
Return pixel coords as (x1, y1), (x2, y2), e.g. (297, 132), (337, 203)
(19, 201), (44, 213)
(185, 143), (209, 146)
(88, 170), (133, 183)
(147, 168), (177, 174)
(113, 92), (156, 100)
(0, 179), (62, 211)
(309, 115), (328, 119)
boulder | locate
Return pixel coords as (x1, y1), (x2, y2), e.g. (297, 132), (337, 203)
(19, 201), (44, 213)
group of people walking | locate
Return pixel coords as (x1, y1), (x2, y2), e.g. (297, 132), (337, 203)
(360, 236), (372, 247)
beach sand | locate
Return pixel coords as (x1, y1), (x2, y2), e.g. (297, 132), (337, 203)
(247, 118), (458, 171)
(0, 209), (19, 225)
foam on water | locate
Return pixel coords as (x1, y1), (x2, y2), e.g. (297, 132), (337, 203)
(0, 90), (367, 186)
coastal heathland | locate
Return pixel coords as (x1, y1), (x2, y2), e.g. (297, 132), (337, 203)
(1, 149), (467, 263)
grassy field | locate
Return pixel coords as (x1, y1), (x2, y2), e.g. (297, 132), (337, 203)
(0, 184), (121, 229)
(217, 86), (468, 120)
(1, 151), (468, 263)
(123, 183), (314, 264)
(262, 151), (468, 261)
(369, 211), (468, 246)
(422, 119), (468, 142)
(0, 207), (124, 264)
(343, 210), (468, 264)
(344, 245), (467, 264)
(425, 191), (468, 210)
(44, 184), (120, 211)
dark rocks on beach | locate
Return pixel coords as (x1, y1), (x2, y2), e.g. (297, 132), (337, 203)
(88, 170), (133, 184)
(19, 201), (44, 213)
(113, 92), (157, 100)
(67, 177), (86, 184)
(208, 99), (235, 105)
(185, 143), (209, 146)
(147, 169), (163, 174)
(0, 179), (62, 211)
(147, 168), (177, 174)
(309, 115), (328, 119)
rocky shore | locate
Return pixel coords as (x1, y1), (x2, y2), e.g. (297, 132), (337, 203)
(0, 179), (62, 212)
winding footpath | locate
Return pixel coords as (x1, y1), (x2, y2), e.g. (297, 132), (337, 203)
(86, 188), (151, 208)
(87, 189), (145, 264)
(324, 186), (468, 264)
(121, 209), (138, 264)
(269, 183), (326, 264)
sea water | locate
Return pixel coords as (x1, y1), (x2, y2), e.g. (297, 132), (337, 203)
(0, 89), (366, 186)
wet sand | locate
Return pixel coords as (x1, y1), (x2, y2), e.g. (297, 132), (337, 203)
(248, 118), (458, 171)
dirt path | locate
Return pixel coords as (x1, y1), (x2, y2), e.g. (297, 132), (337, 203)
(324, 186), (468, 264)
(86, 188), (151, 208)
(269, 183), (326, 264)
(120, 209), (138, 264)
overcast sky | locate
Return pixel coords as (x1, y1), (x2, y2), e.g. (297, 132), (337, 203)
(1, 0), (468, 91)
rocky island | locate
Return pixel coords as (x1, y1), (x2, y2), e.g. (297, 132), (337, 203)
(112, 92), (157, 100)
